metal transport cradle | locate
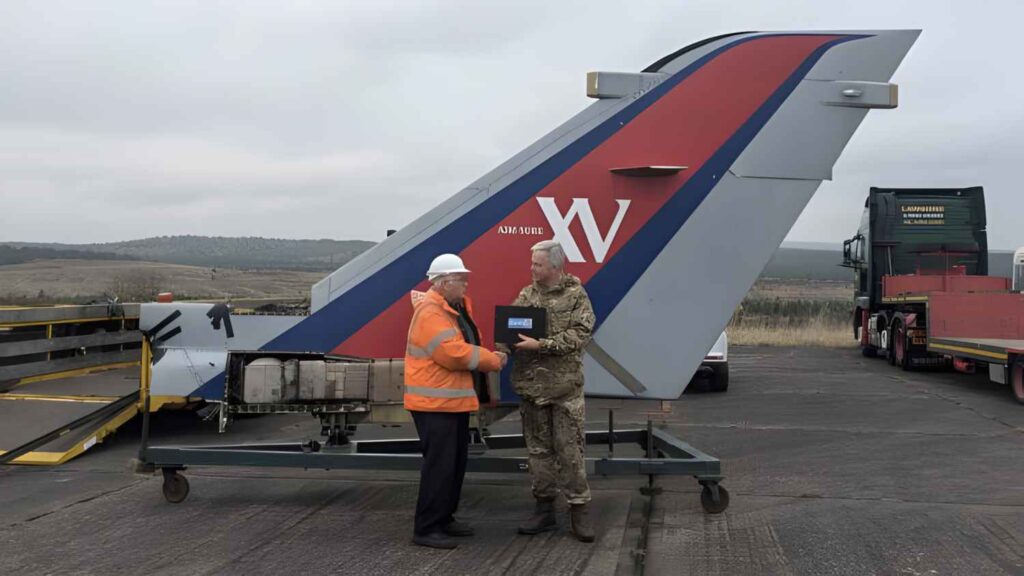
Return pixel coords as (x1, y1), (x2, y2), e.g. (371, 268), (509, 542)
(134, 29), (921, 509)
(138, 342), (732, 513)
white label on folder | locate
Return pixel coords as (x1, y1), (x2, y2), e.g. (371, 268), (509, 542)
(508, 318), (533, 330)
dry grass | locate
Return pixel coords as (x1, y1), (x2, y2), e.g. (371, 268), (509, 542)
(749, 278), (852, 301)
(0, 259), (323, 303)
(728, 279), (857, 348)
(0, 261), (860, 348)
(727, 318), (855, 348)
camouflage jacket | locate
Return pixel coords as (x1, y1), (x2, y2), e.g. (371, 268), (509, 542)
(502, 274), (595, 404)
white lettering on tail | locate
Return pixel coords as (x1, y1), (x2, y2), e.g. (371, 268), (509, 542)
(536, 197), (631, 263)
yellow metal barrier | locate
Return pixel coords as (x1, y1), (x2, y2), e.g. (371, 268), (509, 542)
(0, 304), (144, 465)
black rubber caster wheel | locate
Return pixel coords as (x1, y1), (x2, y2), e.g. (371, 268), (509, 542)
(700, 484), (730, 514)
(162, 471), (190, 504)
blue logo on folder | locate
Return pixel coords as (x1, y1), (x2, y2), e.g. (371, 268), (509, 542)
(508, 317), (533, 330)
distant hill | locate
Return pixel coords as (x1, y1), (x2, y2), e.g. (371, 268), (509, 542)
(1, 237), (1015, 280)
(764, 243), (1016, 280)
(776, 241), (839, 251)
(0, 259), (324, 303)
(2, 236), (376, 271)
(987, 251), (1014, 278)
(0, 245), (137, 266)
(762, 247), (848, 281)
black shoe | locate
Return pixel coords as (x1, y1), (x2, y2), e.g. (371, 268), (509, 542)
(412, 532), (459, 549)
(443, 519), (475, 537)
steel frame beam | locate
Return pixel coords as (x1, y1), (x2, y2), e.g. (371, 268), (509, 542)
(141, 427), (721, 480)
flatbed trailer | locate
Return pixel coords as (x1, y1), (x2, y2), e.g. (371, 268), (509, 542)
(928, 337), (1024, 364)
(865, 274), (1013, 371)
(873, 287), (1024, 403)
(921, 291), (1024, 403)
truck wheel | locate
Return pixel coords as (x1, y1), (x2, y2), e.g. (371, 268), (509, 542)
(894, 323), (913, 371)
(708, 364), (729, 393)
(1012, 360), (1024, 405)
(862, 346), (879, 358)
(883, 329), (896, 366)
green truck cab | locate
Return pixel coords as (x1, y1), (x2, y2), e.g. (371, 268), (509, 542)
(842, 186), (988, 357)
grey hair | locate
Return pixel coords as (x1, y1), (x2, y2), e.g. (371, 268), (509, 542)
(531, 239), (566, 270)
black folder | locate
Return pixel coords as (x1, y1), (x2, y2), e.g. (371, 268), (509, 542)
(494, 305), (547, 345)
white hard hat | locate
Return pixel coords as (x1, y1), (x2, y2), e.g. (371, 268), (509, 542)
(427, 253), (471, 280)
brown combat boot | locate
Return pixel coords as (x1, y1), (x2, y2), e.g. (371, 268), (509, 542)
(518, 499), (557, 535)
(569, 503), (595, 542)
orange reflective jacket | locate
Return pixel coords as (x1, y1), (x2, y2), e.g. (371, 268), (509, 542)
(404, 290), (500, 412)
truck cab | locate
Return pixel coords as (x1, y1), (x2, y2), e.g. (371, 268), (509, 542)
(842, 186), (988, 360)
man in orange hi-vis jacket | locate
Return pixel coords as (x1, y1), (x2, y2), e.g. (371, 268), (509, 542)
(405, 253), (507, 549)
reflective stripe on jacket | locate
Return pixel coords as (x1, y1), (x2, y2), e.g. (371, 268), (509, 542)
(404, 290), (501, 412)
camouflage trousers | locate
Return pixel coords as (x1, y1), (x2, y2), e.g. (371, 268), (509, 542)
(520, 394), (591, 505)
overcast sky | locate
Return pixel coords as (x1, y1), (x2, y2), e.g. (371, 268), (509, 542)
(1, 0), (1021, 249)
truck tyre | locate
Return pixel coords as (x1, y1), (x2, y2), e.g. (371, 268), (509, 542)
(862, 346), (878, 358)
(894, 322), (913, 371)
(1012, 360), (1024, 405)
(883, 329), (896, 366)
(708, 364), (729, 393)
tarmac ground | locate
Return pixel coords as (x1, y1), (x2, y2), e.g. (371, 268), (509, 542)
(1, 346), (1021, 575)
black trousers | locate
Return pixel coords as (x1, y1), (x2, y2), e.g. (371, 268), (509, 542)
(410, 411), (470, 536)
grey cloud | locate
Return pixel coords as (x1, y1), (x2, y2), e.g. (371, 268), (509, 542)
(1, 0), (1022, 251)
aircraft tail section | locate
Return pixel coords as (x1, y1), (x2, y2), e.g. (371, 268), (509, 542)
(147, 30), (921, 401)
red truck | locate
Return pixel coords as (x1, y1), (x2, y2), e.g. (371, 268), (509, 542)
(843, 187), (1024, 404)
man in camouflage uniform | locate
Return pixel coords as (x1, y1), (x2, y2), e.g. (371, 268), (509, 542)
(502, 239), (596, 542)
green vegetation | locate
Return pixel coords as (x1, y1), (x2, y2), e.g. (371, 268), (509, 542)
(732, 297), (850, 327)
(725, 280), (854, 347)
(4, 239), (1014, 279)
(0, 245), (135, 266)
(2, 236), (375, 271)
